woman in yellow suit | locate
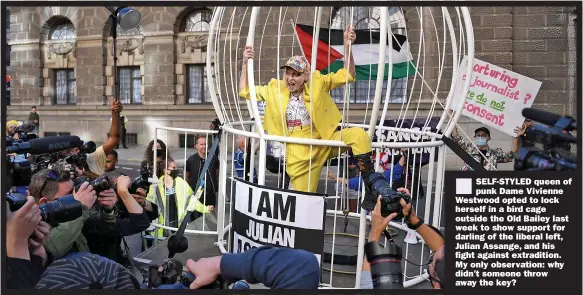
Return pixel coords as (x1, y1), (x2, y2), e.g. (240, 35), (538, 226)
(238, 26), (393, 211)
(147, 158), (214, 237)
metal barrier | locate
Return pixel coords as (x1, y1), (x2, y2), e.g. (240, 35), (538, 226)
(147, 126), (220, 243)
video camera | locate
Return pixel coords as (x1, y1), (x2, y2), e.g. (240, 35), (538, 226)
(14, 122), (38, 141)
(515, 108), (577, 171)
(5, 135), (95, 192)
(6, 193), (83, 227)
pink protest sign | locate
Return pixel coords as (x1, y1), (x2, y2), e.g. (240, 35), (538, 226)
(450, 56), (542, 137)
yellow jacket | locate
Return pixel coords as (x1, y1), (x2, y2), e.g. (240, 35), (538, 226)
(238, 68), (355, 141)
(146, 175), (209, 237)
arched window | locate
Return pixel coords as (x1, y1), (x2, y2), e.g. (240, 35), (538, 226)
(117, 23), (142, 36)
(49, 19), (76, 40)
(181, 8), (213, 104)
(183, 9), (213, 32)
(329, 7), (409, 104)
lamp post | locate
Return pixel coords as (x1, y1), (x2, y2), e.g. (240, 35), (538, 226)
(107, 6), (141, 102)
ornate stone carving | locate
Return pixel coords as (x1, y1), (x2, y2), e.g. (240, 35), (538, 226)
(180, 34), (208, 53)
(45, 40), (75, 59)
(108, 37), (145, 56)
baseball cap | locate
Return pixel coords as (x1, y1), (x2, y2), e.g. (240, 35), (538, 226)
(280, 55), (310, 73)
(474, 127), (490, 137)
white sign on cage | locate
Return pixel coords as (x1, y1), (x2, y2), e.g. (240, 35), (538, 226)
(450, 56), (543, 137)
(231, 179), (326, 264)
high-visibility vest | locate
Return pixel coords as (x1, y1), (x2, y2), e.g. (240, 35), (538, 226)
(146, 175), (209, 237)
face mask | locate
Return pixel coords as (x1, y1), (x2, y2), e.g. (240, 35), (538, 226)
(475, 137), (487, 147)
(169, 170), (178, 179)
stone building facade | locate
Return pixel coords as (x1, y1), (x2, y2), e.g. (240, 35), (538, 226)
(6, 6), (578, 168)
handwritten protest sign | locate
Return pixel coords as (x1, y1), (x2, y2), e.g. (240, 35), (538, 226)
(450, 56), (542, 137)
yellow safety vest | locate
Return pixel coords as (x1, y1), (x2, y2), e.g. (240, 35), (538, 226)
(146, 175), (209, 237)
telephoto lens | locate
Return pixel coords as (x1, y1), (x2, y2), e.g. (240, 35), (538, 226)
(365, 241), (404, 289)
(6, 194), (83, 227)
(39, 195), (83, 227)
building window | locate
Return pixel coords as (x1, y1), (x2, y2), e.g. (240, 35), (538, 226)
(54, 69), (76, 104)
(179, 134), (196, 148)
(126, 133), (138, 145)
(329, 7), (408, 104)
(49, 19), (76, 41)
(186, 64), (212, 104)
(183, 9), (213, 32)
(118, 67), (142, 104)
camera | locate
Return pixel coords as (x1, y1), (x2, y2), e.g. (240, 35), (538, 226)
(516, 108), (577, 171)
(365, 240), (403, 289)
(144, 258), (221, 289)
(6, 194), (83, 227)
(74, 175), (112, 194)
(380, 190), (411, 218)
(129, 166), (151, 194)
(14, 123), (38, 142)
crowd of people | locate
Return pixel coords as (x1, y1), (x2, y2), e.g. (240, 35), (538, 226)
(5, 23), (542, 290)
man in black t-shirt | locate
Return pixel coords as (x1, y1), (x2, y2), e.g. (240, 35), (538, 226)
(185, 135), (219, 208)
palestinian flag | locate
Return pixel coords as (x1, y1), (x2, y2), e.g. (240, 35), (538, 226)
(294, 24), (416, 80)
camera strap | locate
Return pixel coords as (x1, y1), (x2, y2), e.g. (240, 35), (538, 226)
(122, 237), (144, 283)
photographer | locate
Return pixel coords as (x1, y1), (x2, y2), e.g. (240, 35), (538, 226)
(6, 120), (20, 140)
(82, 172), (152, 265)
(6, 196), (53, 289)
(85, 100), (123, 175)
(27, 168), (98, 259)
(363, 188), (445, 289)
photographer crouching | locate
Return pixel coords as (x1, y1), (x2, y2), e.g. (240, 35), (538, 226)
(82, 171), (156, 266)
(362, 188), (445, 289)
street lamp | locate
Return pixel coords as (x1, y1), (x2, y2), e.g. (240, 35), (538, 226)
(107, 6), (141, 102)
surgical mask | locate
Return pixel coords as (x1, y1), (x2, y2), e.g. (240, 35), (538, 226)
(169, 170), (178, 179)
(475, 137), (487, 147)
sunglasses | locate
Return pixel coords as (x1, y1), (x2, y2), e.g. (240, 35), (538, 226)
(39, 170), (59, 198)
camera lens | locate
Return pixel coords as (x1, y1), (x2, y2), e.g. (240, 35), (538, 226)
(39, 195), (83, 227)
(366, 243), (404, 289)
(90, 176), (111, 193)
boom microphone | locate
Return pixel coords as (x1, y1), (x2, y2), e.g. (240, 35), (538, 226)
(522, 108), (577, 130)
(7, 135), (84, 155)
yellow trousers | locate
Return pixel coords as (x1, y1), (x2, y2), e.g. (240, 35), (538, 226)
(285, 126), (371, 193)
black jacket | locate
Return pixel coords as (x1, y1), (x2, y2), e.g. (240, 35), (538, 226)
(185, 153), (219, 206)
(83, 207), (152, 266)
(6, 252), (54, 289)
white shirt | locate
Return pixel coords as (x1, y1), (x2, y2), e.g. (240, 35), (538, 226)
(285, 93), (312, 131)
(86, 146), (107, 175)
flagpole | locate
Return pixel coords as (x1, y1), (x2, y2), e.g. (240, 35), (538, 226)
(290, 19), (307, 58)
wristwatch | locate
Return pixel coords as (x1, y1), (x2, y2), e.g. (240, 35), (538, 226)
(407, 215), (424, 230)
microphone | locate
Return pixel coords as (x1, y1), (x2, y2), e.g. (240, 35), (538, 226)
(7, 135), (84, 154)
(522, 108), (577, 130)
